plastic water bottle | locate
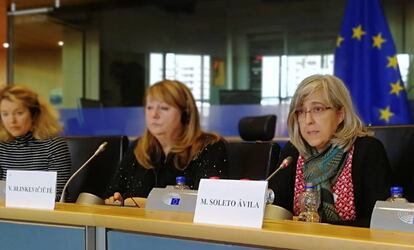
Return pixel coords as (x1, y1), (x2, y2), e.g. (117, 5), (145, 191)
(240, 178), (274, 204)
(174, 176), (190, 190)
(386, 186), (408, 203)
(265, 188), (275, 205)
(298, 183), (320, 222)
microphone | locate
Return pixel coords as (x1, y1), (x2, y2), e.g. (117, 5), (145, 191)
(59, 141), (108, 203)
(265, 156), (293, 182)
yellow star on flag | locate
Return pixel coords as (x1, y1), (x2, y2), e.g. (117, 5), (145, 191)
(336, 35), (344, 47)
(390, 80), (404, 96)
(386, 55), (398, 69)
(379, 106), (394, 123)
(352, 25), (366, 40)
(372, 33), (386, 49)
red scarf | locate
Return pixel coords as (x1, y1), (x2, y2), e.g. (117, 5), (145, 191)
(293, 146), (356, 221)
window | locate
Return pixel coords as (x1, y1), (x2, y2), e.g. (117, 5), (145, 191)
(261, 54), (333, 105)
(150, 53), (211, 106)
(261, 54), (409, 105)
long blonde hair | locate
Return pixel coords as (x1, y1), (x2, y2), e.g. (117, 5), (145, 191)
(135, 80), (220, 170)
(0, 85), (62, 141)
(288, 74), (369, 156)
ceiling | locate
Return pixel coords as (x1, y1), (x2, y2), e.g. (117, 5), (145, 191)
(7, 0), (197, 49)
(7, 0), (104, 50)
(7, 0), (103, 10)
(12, 15), (67, 50)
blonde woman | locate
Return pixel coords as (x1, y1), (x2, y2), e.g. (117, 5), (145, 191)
(105, 80), (228, 203)
(269, 74), (391, 227)
(0, 85), (71, 200)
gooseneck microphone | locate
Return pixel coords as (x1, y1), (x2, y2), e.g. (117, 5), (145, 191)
(265, 156), (293, 182)
(59, 141), (108, 203)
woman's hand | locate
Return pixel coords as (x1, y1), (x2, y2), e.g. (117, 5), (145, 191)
(124, 197), (147, 208)
(104, 192), (124, 205)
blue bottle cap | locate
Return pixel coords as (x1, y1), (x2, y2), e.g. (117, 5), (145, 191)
(176, 176), (186, 184)
(304, 182), (316, 189)
(390, 186), (403, 194)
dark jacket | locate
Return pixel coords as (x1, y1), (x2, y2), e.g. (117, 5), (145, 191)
(269, 136), (392, 227)
(105, 139), (228, 198)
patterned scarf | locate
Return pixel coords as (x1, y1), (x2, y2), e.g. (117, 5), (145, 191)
(303, 145), (347, 222)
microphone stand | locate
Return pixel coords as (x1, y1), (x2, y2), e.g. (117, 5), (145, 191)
(59, 142), (107, 203)
(265, 156), (293, 182)
(264, 156), (293, 205)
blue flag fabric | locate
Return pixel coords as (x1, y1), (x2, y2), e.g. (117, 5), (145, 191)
(334, 0), (411, 125)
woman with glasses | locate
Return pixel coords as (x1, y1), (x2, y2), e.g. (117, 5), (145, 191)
(269, 74), (391, 227)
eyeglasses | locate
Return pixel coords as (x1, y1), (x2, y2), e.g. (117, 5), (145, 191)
(295, 105), (333, 121)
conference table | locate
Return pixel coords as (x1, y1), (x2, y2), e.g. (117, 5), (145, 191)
(0, 201), (413, 250)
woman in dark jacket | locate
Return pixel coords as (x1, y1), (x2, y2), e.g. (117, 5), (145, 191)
(105, 80), (228, 203)
(269, 74), (391, 227)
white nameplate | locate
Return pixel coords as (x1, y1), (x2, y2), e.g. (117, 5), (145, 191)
(194, 179), (267, 228)
(6, 170), (57, 210)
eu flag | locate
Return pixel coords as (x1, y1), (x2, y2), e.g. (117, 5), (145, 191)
(334, 0), (411, 125)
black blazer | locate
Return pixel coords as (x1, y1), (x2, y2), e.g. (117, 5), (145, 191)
(269, 136), (392, 227)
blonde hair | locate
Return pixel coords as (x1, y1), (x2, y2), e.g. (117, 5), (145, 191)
(135, 80), (221, 170)
(288, 74), (369, 156)
(0, 84), (63, 141)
